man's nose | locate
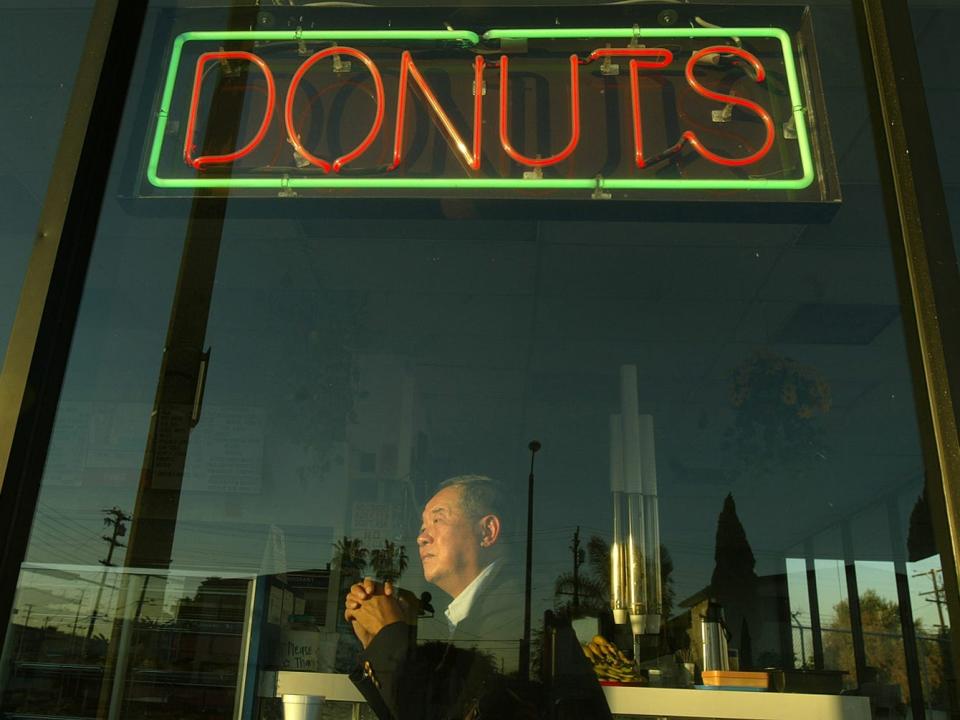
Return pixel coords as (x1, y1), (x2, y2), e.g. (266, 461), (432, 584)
(417, 530), (431, 546)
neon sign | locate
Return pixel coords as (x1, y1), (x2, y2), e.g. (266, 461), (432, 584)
(147, 25), (819, 197)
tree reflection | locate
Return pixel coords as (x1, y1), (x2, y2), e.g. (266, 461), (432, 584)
(824, 590), (948, 710)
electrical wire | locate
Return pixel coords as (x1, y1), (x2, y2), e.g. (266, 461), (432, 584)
(37, 506), (100, 536)
(693, 16), (741, 48)
(31, 518), (100, 549)
(26, 539), (92, 566)
(34, 512), (97, 543)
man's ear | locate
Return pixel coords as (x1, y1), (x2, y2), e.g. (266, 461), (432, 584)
(478, 514), (501, 548)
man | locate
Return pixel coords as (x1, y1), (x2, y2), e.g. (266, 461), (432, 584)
(347, 475), (521, 645)
(344, 475), (524, 719)
(417, 474), (521, 645)
(345, 475), (609, 720)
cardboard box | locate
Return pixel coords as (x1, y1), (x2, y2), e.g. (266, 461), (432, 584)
(701, 670), (769, 689)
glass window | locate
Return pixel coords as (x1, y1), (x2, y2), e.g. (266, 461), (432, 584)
(1, 2), (955, 720)
(0, 2), (94, 356)
(909, 0), (960, 259)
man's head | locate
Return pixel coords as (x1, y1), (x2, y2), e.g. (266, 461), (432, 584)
(417, 475), (507, 599)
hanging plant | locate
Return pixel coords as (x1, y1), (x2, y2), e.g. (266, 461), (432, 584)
(726, 349), (831, 472)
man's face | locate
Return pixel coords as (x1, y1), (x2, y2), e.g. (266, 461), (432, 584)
(417, 485), (482, 598)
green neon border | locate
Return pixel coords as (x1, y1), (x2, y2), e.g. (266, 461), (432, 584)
(147, 28), (815, 193)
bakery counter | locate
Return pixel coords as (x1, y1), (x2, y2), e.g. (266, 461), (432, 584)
(261, 671), (872, 719)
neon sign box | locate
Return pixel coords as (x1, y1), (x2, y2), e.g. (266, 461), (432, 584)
(146, 10), (834, 200)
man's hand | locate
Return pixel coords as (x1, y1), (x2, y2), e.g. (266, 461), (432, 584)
(345, 578), (380, 615)
(344, 578), (417, 648)
(344, 578), (383, 648)
(352, 592), (406, 646)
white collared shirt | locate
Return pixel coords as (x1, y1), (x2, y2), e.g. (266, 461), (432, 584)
(444, 560), (498, 634)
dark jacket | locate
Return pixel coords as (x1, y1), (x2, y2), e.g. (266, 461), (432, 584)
(350, 564), (610, 720)
(350, 562), (526, 720)
(446, 561), (523, 651)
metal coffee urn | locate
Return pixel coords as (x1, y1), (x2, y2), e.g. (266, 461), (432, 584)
(701, 600), (730, 671)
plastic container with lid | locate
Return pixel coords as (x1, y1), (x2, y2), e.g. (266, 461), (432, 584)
(701, 670), (769, 689)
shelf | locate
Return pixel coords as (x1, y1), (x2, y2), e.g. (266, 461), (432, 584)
(264, 671), (873, 720)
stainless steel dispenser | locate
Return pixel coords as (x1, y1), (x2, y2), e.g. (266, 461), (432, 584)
(701, 600), (730, 672)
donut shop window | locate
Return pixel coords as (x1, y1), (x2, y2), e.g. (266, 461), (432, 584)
(0, 2), (955, 720)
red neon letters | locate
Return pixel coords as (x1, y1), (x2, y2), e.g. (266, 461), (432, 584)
(682, 46), (775, 167)
(499, 54), (582, 168)
(392, 51), (486, 171)
(183, 45), (775, 173)
(584, 48), (674, 169)
(184, 51), (277, 169)
(285, 47), (385, 173)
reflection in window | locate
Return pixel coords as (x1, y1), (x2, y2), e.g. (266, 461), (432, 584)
(1, 2), (958, 719)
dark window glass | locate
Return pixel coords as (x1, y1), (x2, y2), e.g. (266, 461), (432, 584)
(0, 3), (94, 356)
(910, 0), (960, 260)
(1, 3), (955, 720)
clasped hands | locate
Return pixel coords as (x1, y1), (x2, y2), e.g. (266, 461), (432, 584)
(344, 577), (418, 648)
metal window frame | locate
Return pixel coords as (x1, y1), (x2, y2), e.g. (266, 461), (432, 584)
(0, 1), (957, 714)
(852, 0), (960, 705)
